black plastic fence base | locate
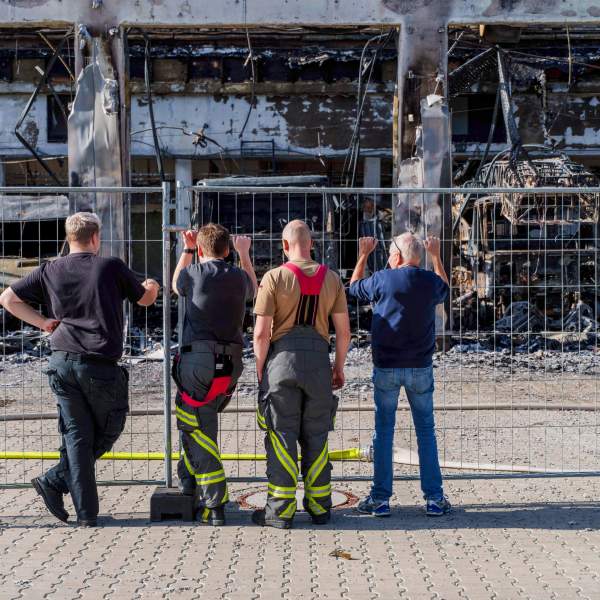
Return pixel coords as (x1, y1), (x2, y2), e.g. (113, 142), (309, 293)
(150, 486), (195, 521)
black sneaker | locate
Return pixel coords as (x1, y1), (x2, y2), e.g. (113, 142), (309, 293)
(196, 505), (225, 526)
(251, 508), (292, 530)
(76, 519), (98, 527)
(31, 477), (68, 523)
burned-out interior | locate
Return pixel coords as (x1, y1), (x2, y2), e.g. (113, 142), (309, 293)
(448, 25), (600, 339)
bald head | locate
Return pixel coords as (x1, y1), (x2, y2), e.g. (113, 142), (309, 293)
(283, 220), (312, 247)
(282, 219), (312, 259)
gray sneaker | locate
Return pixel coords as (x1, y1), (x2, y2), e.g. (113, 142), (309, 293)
(356, 495), (391, 517)
(426, 496), (451, 517)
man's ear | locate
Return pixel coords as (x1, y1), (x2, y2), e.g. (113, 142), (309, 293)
(223, 247), (230, 259)
(197, 245), (204, 258)
(282, 239), (290, 253)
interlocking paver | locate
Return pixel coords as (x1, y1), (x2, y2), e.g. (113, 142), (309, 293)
(0, 478), (599, 599)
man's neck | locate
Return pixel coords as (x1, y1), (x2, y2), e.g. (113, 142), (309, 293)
(396, 260), (420, 269)
(69, 245), (96, 254)
(199, 255), (223, 263)
(287, 250), (312, 262)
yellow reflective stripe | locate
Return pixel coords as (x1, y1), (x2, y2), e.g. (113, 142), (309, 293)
(222, 489), (229, 504)
(194, 427), (219, 455)
(256, 410), (267, 431)
(305, 483), (331, 493)
(201, 507), (210, 521)
(196, 472), (226, 485)
(176, 411), (197, 428)
(305, 496), (326, 515)
(268, 483), (296, 499)
(279, 501), (297, 519)
(305, 489), (331, 498)
(305, 442), (328, 487)
(197, 476), (226, 486)
(256, 409), (266, 424)
(196, 468), (225, 479)
(268, 431), (298, 484)
(268, 483), (296, 492)
(176, 406), (198, 425)
(183, 451), (195, 476)
(190, 431), (221, 464)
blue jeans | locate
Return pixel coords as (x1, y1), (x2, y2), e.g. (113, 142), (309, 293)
(371, 366), (443, 501)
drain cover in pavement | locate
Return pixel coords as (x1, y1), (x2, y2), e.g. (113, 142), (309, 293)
(238, 488), (356, 511)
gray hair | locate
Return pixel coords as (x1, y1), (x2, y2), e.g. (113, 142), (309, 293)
(65, 212), (101, 244)
(390, 232), (423, 263)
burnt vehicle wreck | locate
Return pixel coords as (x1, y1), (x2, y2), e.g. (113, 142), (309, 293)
(449, 43), (600, 337)
(452, 150), (600, 336)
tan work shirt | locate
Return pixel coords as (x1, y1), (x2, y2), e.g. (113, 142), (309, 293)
(254, 259), (348, 342)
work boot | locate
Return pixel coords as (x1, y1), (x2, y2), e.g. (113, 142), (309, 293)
(309, 510), (331, 525)
(196, 505), (225, 526)
(302, 499), (331, 525)
(31, 477), (68, 523)
(251, 508), (292, 530)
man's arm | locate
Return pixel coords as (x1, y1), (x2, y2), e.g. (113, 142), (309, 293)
(232, 235), (258, 297)
(331, 311), (351, 390)
(172, 230), (197, 296)
(0, 288), (59, 333)
(350, 237), (378, 285)
(253, 315), (272, 383)
(424, 235), (449, 286)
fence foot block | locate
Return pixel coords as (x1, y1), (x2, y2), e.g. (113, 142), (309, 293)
(150, 486), (195, 522)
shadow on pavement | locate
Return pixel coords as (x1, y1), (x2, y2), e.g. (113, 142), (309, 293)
(1, 501), (599, 530)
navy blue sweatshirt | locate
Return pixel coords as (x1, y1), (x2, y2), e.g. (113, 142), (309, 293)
(348, 266), (448, 368)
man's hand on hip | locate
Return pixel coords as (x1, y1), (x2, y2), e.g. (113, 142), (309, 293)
(41, 318), (60, 334)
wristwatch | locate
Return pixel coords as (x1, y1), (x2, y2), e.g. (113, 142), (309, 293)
(183, 248), (195, 254)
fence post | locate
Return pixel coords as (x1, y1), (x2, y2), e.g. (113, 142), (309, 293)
(161, 181), (173, 487)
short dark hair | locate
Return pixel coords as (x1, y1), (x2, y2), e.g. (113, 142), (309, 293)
(197, 223), (230, 257)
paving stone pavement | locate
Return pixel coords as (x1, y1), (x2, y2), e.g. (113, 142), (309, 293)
(0, 477), (599, 599)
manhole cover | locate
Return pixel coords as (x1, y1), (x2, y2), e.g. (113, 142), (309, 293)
(238, 488), (357, 511)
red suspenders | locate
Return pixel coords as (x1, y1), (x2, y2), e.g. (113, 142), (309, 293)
(282, 262), (328, 327)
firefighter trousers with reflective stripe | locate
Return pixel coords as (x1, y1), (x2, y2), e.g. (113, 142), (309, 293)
(257, 326), (338, 522)
(174, 345), (243, 508)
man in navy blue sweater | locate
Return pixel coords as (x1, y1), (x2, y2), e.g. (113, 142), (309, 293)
(348, 232), (451, 517)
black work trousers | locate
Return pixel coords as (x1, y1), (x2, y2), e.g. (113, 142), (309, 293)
(44, 351), (129, 521)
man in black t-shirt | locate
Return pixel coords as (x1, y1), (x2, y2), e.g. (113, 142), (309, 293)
(0, 212), (159, 526)
(172, 223), (256, 525)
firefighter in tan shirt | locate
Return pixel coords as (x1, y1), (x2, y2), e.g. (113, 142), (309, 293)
(252, 220), (351, 529)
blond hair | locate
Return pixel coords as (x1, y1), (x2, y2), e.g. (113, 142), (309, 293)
(65, 212), (101, 244)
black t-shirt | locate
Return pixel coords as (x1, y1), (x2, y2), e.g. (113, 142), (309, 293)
(177, 259), (253, 346)
(11, 253), (145, 360)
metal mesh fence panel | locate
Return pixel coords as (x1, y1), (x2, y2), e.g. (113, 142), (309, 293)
(168, 185), (600, 483)
(0, 186), (166, 488)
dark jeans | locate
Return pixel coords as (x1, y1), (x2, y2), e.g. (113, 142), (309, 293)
(44, 352), (129, 520)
